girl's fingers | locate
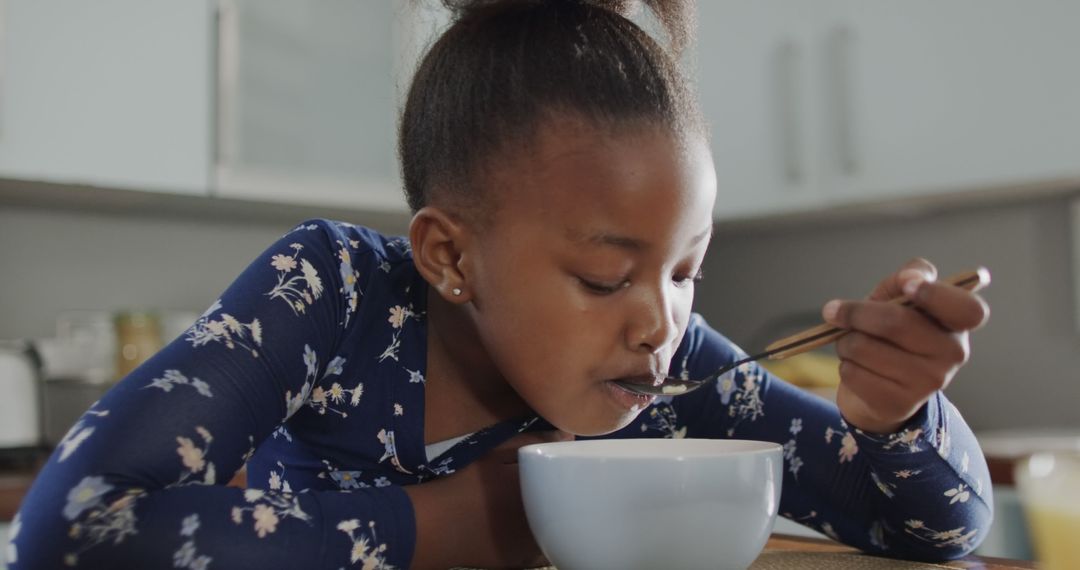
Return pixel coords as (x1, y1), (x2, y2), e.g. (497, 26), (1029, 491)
(824, 298), (965, 358)
(908, 279), (991, 332)
(835, 332), (954, 394)
(866, 258), (938, 302)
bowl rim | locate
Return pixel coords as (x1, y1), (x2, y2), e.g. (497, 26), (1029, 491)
(518, 437), (783, 460)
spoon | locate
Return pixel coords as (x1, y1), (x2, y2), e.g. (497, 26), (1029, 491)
(615, 268), (991, 397)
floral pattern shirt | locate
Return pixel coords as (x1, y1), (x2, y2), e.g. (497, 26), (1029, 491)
(8, 219), (992, 569)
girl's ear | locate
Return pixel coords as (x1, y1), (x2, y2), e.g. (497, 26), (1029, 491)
(409, 206), (473, 303)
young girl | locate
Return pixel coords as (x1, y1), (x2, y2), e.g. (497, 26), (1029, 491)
(10, 1), (993, 568)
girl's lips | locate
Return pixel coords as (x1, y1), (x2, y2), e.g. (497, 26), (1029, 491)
(611, 373), (665, 387)
(605, 380), (657, 410)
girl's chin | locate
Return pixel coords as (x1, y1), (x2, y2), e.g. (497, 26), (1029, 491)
(548, 407), (647, 438)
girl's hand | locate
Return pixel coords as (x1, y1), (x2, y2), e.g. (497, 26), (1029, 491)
(821, 258), (990, 434)
(405, 429), (572, 569)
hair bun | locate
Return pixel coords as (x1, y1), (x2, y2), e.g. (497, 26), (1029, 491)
(439, 0), (693, 53)
(442, 0), (639, 20)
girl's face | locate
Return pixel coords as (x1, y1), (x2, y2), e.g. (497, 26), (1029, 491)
(464, 117), (717, 436)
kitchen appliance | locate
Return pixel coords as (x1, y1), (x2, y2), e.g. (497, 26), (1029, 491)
(0, 340), (43, 453)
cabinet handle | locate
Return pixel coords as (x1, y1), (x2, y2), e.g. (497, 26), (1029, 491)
(776, 40), (803, 185)
(828, 25), (857, 175)
(215, 0), (239, 168)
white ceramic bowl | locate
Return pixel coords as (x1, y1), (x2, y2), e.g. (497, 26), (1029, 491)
(519, 438), (783, 570)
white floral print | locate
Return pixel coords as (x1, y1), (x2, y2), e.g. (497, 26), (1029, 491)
(378, 304), (421, 363)
(5, 512), (19, 565)
(782, 418), (805, 479)
(306, 354), (364, 418)
(881, 427), (924, 453)
(172, 426), (217, 487)
(904, 519), (979, 550)
(338, 519), (395, 569)
(837, 432), (859, 463)
(944, 484), (970, 505)
(284, 345), (318, 421)
(377, 429), (412, 474)
(57, 407), (108, 463)
(266, 242), (324, 316)
(62, 478), (144, 566)
(268, 461), (294, 494)
(230, 489), (311, 539)
(871, 471), (896, 498)
(639, 404), (686, 439)
(336, 240), (363, 324)
(185, 300), (263, 358)
(144, 369), (213, 397)
(936, 426), (952, 459)
(869, 520), (888, 550)
(722, 363), (766, 436)
(173, 514), (212, 570)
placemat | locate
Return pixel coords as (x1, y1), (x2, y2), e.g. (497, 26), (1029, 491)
(749, 549), (960, 569)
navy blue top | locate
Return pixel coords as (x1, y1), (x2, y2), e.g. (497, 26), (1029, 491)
(9, 219), (992, 569)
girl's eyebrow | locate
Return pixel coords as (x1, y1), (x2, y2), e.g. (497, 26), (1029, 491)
(567, 225), (714, 252)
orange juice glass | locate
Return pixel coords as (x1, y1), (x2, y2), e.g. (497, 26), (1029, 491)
(1015, 452), (1080, 570)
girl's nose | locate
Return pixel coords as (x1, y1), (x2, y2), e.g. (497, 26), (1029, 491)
(627, 286), (679, 353)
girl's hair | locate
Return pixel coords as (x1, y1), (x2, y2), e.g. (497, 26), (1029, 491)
(398, 0), (702, 217)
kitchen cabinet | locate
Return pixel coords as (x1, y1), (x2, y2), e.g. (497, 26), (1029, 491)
(0, 0), (435, 212)
(696, 1), (1080, 221)
(695, 1), (825, 220)
(0, 0), (213, 195)
(214, 0), (414, 211)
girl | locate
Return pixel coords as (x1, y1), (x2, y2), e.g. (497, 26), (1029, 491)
(10, 1), (993, 568)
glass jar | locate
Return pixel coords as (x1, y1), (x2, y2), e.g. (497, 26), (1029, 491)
(113, 311), (163, 381)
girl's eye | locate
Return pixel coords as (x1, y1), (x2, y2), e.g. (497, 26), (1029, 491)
(580, 277), (629, 295)
(675, 268), (704, 287)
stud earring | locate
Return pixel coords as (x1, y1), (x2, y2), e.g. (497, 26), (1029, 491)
(452, 287), (462, 296)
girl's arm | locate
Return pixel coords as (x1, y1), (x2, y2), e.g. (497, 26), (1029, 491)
(670, 314), (993, 561)
(10, 220), (417, 569)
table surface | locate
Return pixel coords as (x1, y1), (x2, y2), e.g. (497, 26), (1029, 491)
(763, 534), (1035, 570)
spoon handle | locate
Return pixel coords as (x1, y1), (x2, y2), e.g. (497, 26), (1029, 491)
(760, 268), (991, 361)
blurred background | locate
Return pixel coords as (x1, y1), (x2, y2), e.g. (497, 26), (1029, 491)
(1, 0), (1079, 564)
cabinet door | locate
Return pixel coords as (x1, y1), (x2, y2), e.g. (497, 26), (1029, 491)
(0, 0), (212, 194)
(215, 0), (406, 212)
(824, 0), (1080, 203)
(695, 1), (826, 221)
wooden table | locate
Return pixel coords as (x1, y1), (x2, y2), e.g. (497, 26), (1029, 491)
(763, 534), (1034, 570)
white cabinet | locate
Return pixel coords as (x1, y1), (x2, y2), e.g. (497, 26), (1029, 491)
(696, 1), (1080, 221)
(0, 0), (432, 212)
(214, 0), (415, 211)
(695, 1), (825, 220)
(824, 0), (1080, 204)
(0, 0), (213, 194)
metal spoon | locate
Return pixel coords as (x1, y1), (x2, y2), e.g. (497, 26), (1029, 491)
(615, 268), (990, 397)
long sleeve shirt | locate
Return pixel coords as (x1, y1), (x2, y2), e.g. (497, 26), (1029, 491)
(8, 219), (993, 569)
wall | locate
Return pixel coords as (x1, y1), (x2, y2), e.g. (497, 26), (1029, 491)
(0, 188), (410, 341)
(695, 193), (1080, 431)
